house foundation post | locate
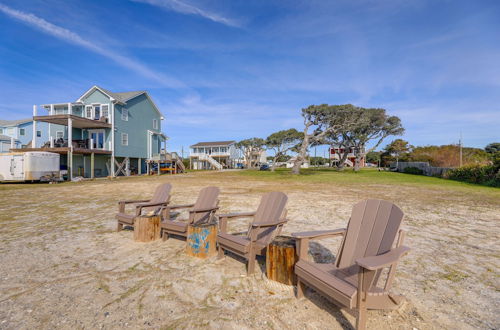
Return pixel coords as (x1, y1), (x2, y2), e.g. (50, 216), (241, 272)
(138, 158), (141, 175)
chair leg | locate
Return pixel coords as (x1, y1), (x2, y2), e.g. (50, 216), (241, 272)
(247, 253), (256, 275)
(117, 222), (123, 232)
(356, 269), (367, 330)
(217, 246), (225, 259)
(162, 231), (169, 241)
(356, 306), (367, 330)
(296, 279), (305, 299)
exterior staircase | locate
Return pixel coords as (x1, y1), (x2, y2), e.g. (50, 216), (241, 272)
(171, 152), (186, 173)
(199, 154), (223, 170)
(344, 159), (354, 167)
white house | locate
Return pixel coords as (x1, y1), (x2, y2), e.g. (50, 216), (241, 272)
(189, 141), (241, 170)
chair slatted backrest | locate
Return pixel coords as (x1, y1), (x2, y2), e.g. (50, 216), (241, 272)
(190, 186), (220, 224)
(335, 199), (403, 288)
(249, 191), (288, 246)
(144, 183), (172, 214)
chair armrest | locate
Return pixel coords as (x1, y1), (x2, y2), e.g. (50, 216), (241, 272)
(218, 211), (256, 219)
(191, 206), (219, 213)
(166, 203), (195, 210)
(135, 201), (169, 208)
(292, 228), (346, 240)
(356, 246), (411, 271)
(251, 218), (288, 228)
(118, 199), (150, 205)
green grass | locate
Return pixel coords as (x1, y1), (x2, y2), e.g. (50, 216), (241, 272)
(234, 167), (500, 193)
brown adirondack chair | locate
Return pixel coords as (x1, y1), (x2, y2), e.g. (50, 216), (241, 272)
(217, 191), (288, 275)
(161, 186), (220, 239)
(115, 183), (172, 231)
(292, 199), (410, 330)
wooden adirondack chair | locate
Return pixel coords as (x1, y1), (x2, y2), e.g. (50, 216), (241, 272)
(217, 191), (288, 275)
(115, 183), (172, 231)
(160, 186), (220, 239)
(292, 199), (410, 330)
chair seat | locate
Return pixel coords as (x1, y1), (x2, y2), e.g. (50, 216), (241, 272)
(115, 213), (135, 225)
(161, 220), (188, 233)
(295, 260), (358, 308)
(217, 233), (251, 254)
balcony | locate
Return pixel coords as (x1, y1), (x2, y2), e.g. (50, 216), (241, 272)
(190, 152), (230, 157)
(11, 138), (111, 155)
(34, 114), (111, 129)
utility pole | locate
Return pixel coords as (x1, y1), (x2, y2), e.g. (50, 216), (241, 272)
(459, 132), (463, 167)
(181, 146), (184, 159)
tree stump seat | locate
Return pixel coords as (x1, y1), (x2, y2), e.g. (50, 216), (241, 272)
(186, 222), (218, 258)
(133, 215), (161, 242)
(266, 235), (298, 285)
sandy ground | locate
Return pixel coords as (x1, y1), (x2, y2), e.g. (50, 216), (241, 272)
(0, 171), (499, 329)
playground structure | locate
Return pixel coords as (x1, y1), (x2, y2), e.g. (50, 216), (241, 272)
(146, 152), (185, 175)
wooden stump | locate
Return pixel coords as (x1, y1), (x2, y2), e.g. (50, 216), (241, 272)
(266, 236), (298, 285)
(133, 215), (161, 242)
(186, 222), (218, 258)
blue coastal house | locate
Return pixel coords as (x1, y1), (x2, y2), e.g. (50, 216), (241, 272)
(0, 119), (50, 152)
(11, 86), (167, 179)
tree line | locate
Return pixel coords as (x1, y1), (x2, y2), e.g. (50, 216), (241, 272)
(236, 104), (404, 174)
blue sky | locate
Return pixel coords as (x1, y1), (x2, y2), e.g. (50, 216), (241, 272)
(0, 0), (499, 155)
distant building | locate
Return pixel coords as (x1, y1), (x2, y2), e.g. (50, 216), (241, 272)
(189, 141), (240, 170)
(0, 119), (50, 152)
(329, 146), (365, 167)
(10, 85), (166, 179)
(286, 156), (310, 168)
(245, 149), (267, 167)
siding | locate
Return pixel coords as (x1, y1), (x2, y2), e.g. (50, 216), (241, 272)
(113, 93), (162, 158)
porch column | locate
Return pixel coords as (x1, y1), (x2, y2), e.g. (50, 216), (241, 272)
(90, 138), (95, 179)
(138, 158), (141, 175)
(68, 102), (72, 115)
(10, 137), (15, 149)
(68, 117), (73, 181)
(110, 100), (115, 177)
(125, 157), (130, 176)
(146, 161), (150, 175)
(32, 105), (37, 148)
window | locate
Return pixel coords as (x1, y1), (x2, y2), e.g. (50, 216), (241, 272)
(56, 131), (64, 139)
(7, 127), (14, 135)
(121, 133), (128, 146)
(93, 105), (100, 120)
(153, 119), (158, 129)
(37, 130), (41, 137)
(19, 128), (25, 136)
(85, 106), (92, 118)
(0, 128), (3, 134)
(121, 108), (128, 121)
(101, 104), (109, 118)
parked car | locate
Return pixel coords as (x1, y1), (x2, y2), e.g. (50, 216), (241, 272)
(259, 164), (270, 171)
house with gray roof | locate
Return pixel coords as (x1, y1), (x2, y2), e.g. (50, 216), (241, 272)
(11, 85), (167, 179)
(189, 140), (241, 169)
(0, 118), (50, 152)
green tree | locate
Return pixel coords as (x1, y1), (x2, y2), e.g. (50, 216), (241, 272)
(365, 151), (381, 165)
(292, 104), (360, 174)
(485, 142), (500, 154)
(265, 129), (303, 171)
(236, 138), (266, 168)
(384, 139), (412, 167)
(345, 108), (404, 171)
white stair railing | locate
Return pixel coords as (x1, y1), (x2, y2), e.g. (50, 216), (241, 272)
(199, 154), (223, 170)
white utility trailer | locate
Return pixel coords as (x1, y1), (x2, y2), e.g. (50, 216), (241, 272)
(0, 152), (60, 182)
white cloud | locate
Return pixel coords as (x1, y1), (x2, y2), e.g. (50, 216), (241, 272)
(0, 3), (184, 88)
(132, 0), (240, 27)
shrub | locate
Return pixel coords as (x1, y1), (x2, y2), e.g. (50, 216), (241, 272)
(403, 167), (424, 175)
(446, 164), (500, 187)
